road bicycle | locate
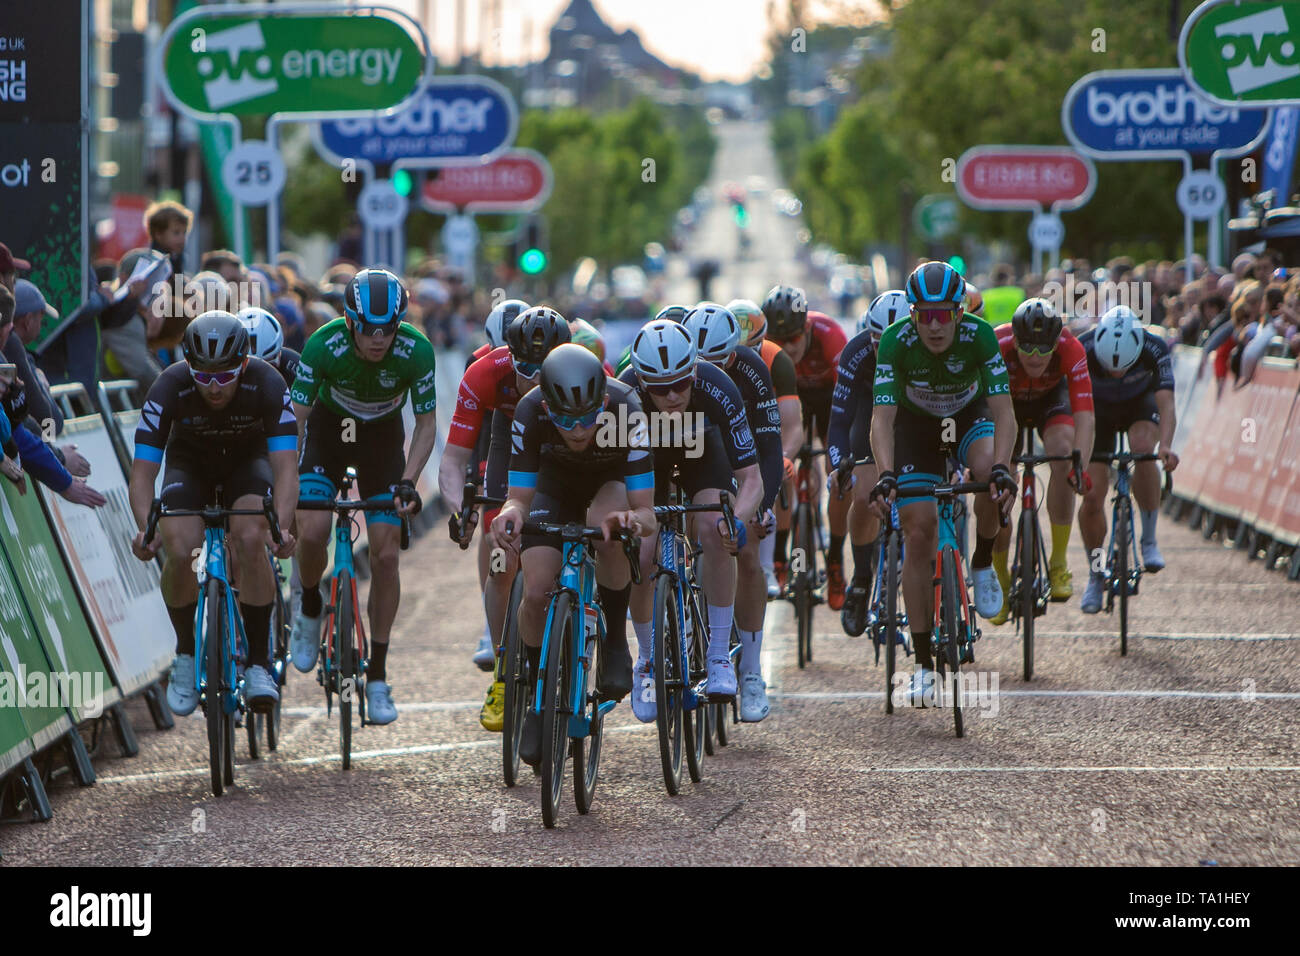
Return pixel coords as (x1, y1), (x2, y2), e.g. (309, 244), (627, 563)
(785, 433), (829, 668)
(869, 499), (911, 714)
(245, 547), (292, 758)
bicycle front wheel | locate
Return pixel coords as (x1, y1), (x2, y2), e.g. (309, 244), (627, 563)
(883, 529), (900, 715)
(940, 552), (964, 738)
(795, 502), (815, 667)
(1020, 510), (1036, 682)
(501, 572), (527, 788)
(337, 575), (355, 770)
(1115, 497), (1131, 657)
(205, 578), (226, 797)
(573, 616), (603, 815)
(267, 574), (288, 752)
(541, 593), (572, 829)
(653, 576), (684, 795)
(683, 590), (707, 784)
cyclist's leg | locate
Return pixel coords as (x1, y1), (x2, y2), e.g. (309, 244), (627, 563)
(955, 400), (1004, 618)
(157, 457), (207, 714)
(481, 444), (514, 652)
(587, 477), (636, 700)
(1126, 393), (1165, 568)
(847, 401), (880, 587)
(294, 403), (344, 622)
(1079, 411), (1117, 611)
(1042, 416), (1078, 571)
(227, 458), (277, 683)
(680, 434), (741, 681)
(893, 407), (943, 682)
(518, 531), (562, 764)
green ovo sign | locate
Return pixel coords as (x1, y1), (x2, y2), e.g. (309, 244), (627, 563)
(158, 4), (427, 118)
(1181, 0), (1300, 105)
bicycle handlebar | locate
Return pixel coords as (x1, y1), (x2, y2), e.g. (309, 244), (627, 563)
(513, 519), (642, 586)
(892, 480), (1000, 500)
(297, 498), (412, 551)
(145, 494), (284, 547)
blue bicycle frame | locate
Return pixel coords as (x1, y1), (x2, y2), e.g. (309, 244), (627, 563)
(869, 500), (910, 658)
(194, 527), (248, 722)
(656, 523), (704, 711)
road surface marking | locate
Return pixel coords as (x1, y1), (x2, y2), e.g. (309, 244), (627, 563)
(776, 689), (1300, 700)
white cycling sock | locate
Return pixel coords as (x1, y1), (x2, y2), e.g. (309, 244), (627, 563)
(707, 603), (733, 661)
(632, 618), (652, 666)
(1140, 508), (1159, 545)
(759, 532), (775, 570)
(739, 628), (763, 676)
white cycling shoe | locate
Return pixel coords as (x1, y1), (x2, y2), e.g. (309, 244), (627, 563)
(763, 565), (780, 600)
(471, 633), (495, 671)
(631, 659), (657, 723)
(971, 566), (1004, 619)
(1141, 540), (1166, 573)
(244, 665), (279, 711)
(1080, 571), (1106, 614)
(290, 611), (322, 673)
(707, 657), (738, 698)
(739, 672), (769, 722)
(897, 667), (937, 709)
(167, 654), (198, 716)
(366, 680), (397, 725)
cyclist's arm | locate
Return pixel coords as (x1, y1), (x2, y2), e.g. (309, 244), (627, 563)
(778, 397), (803, 459)
(268, 448), (299, 531)
(626, 485), (656, 537)
(437, 442), (473, 512)
(292, 401), (311, 446)
(870, 405), (896, 475)
(1061, 336), (1095, 461)
(1154, 389), (1176, 453)
(976, 320), (1013, 467)
(826, 335), (867, 470)
(402, 410), (439, 483)
(131, 377), (173, 531)
(870, 325), (900, 474)
(1073, 410), (1095, 464)
(129, 458), (161, 533)
(733, 462), (763, 527)
(987, 393), (1016, 469)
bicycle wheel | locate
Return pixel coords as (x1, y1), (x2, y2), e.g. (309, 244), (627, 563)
(883, 529), (900, 715)
(1115, 497), (1131, 657)
(683, 591), (707, 784)
(540, 593), (572, 829)
(1020, 511), (1036, 682)
(940, 552), (964, 738)
(653, 575), (684, 795)
(501, 572), (527, 788)
(794, 503), (814, 668)
(246, 705), (260, 760)
(337, 574), (356, 769)
(267, 577), (287, 752)
(205, 578), (226, 797)
(573, 612), (603, 815)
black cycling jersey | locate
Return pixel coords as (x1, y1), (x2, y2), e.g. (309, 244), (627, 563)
(617, 360), (759, 473)
(1079, 327), (1174, 405)
(722, 345), (782, 511)
(275, 347), (301, 389)
(134, 358), (298, 464)
(827, 328), (876, 471)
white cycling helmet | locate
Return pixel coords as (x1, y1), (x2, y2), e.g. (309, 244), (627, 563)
(631, 318), (697, 383)
(1094, 305), (1144, 373)
(684, 302), (740, 365)
(485, 298), (529, 349)
(861, 289), (909, 337)
(235, 307), (283, 363)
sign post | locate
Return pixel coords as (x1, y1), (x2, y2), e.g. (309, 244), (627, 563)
(955, 145), (1097, 273)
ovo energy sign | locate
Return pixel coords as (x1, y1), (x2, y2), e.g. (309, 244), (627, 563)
(1181, 0), (1300, 106)
(158, 5), (426, 118)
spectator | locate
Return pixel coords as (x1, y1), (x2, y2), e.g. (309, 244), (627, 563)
(200, 250), (243, 284)
(1183, 293), (1226, 346)
(144, 200), (192, 276)
(0, 242), (30, 291)
(983, 263), (1024, 325)
(97, 248), (166, 397)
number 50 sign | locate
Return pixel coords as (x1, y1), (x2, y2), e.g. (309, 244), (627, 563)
(1176, 169), (1226, 221)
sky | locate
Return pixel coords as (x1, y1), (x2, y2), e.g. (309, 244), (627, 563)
(386, 0), (882, 83)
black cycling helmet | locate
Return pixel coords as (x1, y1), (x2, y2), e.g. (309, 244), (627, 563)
(761, 285), (808, 340)
(1011, 297), (1064, 351)
(540, 343), (606, 418)
(905, 261), (964, 307)
(344, 268), (408, 331)
(655, 304), (690, 324)
(183, 310), (249, 372)
(506, 306), (571, 364)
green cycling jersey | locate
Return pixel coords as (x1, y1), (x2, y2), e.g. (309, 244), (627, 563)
(291, 317), (437, 422)
(872, 312), (1010, 418)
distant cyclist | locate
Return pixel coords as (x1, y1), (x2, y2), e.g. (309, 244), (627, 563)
(237, 306), (300, 388)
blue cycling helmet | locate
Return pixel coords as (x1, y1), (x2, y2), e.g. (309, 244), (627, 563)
(345, 268), (408, 333)
(905, 261), (965, 308)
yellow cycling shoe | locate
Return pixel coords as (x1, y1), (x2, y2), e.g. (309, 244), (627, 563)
(1049, 564), (1073, 601)
(479, 680), (505, 733)
(990, 597), (1011, 627)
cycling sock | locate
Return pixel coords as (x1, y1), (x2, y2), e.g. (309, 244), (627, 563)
(367, 641), (389, 682)
(240, 603), (272, 666)
(525, 643), (541, 681)
(774, 529), (789, 563)
(992, 548), (1010, 591)
(851, 542), (874, 585)
(706, 603), (733, 660)
(167, 602), (198, 656)
(971, 533), (997, 569)
(739, 628), (763, 675)
(300, 583), (323, 619)
(597, 584), (631, 647)
(913, 631), (933, 670)
(828, 534), (845, 567)
(1139, 508), (1159, 546)
(482, 620), (492, 643)
(759, 530), (775, 569)
(632, 619), (652, 665)
(1050, 523), (1072, 568)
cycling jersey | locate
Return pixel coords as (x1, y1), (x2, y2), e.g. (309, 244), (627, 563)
(448, 346), (523, 450)
(722, 345), (783, 511)
(274, 347), (301, 390)
(292, 317), (437, 422)
(827, 328), (876, 471)
(873, 313), (1010, 418)
(759, 339), (798, 398)
(996, 326), (1093, 412)
(792, 311), (847, 391)
(135, 359), (298, 463)
(1078, 326), (1174, 405)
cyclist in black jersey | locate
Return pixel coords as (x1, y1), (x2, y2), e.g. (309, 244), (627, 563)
(129, 311), (299, 719)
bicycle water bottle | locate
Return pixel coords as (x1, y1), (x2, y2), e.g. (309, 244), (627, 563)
(584, 605), (599, 638)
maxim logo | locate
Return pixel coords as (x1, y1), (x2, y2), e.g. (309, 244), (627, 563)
(1214, 5), (1300, 94)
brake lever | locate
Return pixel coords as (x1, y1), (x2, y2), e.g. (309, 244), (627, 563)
(262, 493), (284, 547)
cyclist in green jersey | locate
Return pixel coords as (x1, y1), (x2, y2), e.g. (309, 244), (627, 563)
(288, 269), (439, 725)
(868, 262), (1017, 707)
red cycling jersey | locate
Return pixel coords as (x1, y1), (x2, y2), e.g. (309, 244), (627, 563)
(996, 325), (1094, 412)
(793, 312), (847, 391)
(447, 346), (524, 449)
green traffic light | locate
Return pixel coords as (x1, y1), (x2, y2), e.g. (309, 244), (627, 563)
(519, 248), (547, 274)
(734, 205), (748, 227)
(948, 255), (966, 276)
(393, 170), (412, 197)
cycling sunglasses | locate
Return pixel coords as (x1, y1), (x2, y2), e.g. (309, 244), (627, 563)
(1017, 341), (1058, 358)
(913, 306), (959, 326)
(190, 361), (244, 387)
(355, 320), (398, 339)
(513, 359), (542, 380)
(644, 375), (694, 397)
(551, 407), (603, 431)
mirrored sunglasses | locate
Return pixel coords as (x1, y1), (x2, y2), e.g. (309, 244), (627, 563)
(551, 407), (603, 431)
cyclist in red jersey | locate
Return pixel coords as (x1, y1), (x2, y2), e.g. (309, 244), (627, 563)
(989, 298), (1095, 623)
(438, 309), (570, 729)
(762, 285), (852, 609)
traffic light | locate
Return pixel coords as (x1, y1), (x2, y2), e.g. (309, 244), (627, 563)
(517, 216), (548, 275)
(733, 203), (749, 228)
(393, 169), (413, 197)
(948, 255), (967, 276)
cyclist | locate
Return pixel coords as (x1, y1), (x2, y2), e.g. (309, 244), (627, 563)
(685, 303), (783, 721)
(829, 289), (908, 635)
(128, 311), (299, 716)
(763, 285), (849, 608)
(1077, 305), (1179, 613)
(964, 283), (985, 320)
(487, 344), (656, 768)
(614, 305), (690, 375)
(462, 298), (529, 668)
(868, 261), (1017, 707)
(569, 316), (617, 376)
(288, 268), (437, 726)
(236, 307), (299, 388)
(439, 307), (571, 731)
(730, 297), (803, 598)
(620, 318), (764, 717)
(988, 298), (1094, 622)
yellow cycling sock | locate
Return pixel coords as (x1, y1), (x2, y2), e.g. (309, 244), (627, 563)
(992, 549), (1010, 592)
(1050, 523), (1072, 569)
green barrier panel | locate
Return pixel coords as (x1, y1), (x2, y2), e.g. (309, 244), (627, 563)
(0, 512), (73, 758)
(0, 475), (117, 723)
(0, 686), (35, 778)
